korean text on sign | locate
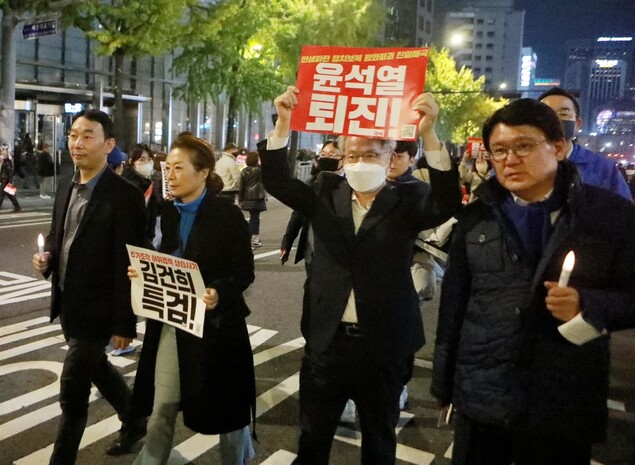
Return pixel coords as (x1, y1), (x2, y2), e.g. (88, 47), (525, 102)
(127, 245), (206, 338)
(291, 45), (430, 141)
(466, 137), (490, 159)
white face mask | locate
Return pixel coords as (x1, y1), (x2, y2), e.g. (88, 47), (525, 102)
(343, 161), (387, 193)
(135, 162), (154, 178)
(475, 161), (488, 175)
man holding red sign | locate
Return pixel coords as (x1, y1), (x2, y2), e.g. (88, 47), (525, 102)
(291, 46), (430, 141)
(258, 81), (461, 464)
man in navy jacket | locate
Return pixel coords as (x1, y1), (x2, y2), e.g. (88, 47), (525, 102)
(539, 87), (631, 200)
(432, 99), (635, 465)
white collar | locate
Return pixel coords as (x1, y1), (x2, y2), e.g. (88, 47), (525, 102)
(511, 188), (554, 206)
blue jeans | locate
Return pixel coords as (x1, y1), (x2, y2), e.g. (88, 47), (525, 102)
(132, 326), (254, 465)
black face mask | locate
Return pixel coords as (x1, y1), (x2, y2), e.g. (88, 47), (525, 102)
(561, 119), (576, 140)
(317, 157), (340, 172)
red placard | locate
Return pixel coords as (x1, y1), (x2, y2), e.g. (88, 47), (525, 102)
(290, 45), (429, 141)
(466, 137), (489, 159)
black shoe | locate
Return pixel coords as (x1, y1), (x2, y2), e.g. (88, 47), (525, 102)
(105, 420), (147, 456)
(13, 207), (22, 212)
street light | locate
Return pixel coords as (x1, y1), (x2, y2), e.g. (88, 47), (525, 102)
(499, 82), (508, 90)
(449, 33), (465, 47)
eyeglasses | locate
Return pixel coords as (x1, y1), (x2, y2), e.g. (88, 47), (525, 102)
(319, 151), (343, 159)
(489, 139), (548, 162)
(343, 151), (390, 164)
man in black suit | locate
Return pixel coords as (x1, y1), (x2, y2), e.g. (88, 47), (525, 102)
(32, 110), (147, 465)
(259, 86), (461, 465)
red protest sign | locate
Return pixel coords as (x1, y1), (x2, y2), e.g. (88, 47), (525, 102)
(290, 45), (429, 141)
(466, 137), (489, 159)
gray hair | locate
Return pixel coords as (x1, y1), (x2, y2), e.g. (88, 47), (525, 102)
(338, 135), (396, 153)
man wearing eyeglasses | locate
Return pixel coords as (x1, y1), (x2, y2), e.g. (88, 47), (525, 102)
(259, 86), (461, 465)
(279, 139), (343, 268)
(431, 98), (635, 465)
(538, 87), (631, 200)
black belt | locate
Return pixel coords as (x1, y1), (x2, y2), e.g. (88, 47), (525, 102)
(339, 322), (362, 337)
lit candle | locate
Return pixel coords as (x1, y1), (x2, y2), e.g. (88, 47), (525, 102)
(558, 251), (575, 288)
(37, 233), (44, 255)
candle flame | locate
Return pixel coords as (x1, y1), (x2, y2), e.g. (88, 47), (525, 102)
(37, 233), (44, 247)
(563, 251), (575, 272)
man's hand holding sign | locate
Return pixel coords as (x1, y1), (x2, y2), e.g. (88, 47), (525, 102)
(260, 45), (462, 465)
(289, 45), (431, 141)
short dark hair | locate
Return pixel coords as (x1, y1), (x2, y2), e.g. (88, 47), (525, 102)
(395, 140), (418, 158)
(129, 143), (154, 164)
(321, 139), (339, 151)
(538, 87), (580, 118)
(72, 109), (115, 140)
(482, 99), (564, 152)
(245, 151), (260, 167)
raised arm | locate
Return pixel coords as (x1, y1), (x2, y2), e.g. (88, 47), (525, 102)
(410, 93), (462, 230)
(258, 86), (317, 215)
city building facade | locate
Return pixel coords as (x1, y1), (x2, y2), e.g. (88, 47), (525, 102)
(444, 0), (524, 91)
(2, 13), (281, 165)
(383, 0), (436, 47)
(564, 36), (635, 133)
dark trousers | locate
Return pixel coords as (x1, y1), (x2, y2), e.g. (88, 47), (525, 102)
(247, 209), (261, 235)
(0, 183), (20, 209)
(292, 329), (413, 465)
(218, 191), (237, 204)
(21, 161), (39, 188)
(49, 337), (132, 465)
(452, 412), (592, 465)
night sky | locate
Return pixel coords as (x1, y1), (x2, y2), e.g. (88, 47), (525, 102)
(515, 0), (635, 80)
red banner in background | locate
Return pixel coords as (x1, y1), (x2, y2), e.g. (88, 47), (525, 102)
(466, 137), (490, 159)
(290, 45), (429, 141)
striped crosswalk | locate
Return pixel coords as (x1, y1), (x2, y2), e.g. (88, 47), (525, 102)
(0, 314), (444, 464)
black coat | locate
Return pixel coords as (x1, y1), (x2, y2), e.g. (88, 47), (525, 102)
(431, 162), (635, 442)
(280, 208), (310, 265)
(0, 157), (15, 184)
(238, 165), (266, 211)
(121, 166), (159, 241)
(259, 140), (461, 366)
(44, 167), (146, 340)
(132, 191), (256, 434)
(36, 150), (55, 177)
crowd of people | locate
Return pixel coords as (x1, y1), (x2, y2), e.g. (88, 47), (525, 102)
(27, 83), (635, 465)
(0, 133), (57, 212)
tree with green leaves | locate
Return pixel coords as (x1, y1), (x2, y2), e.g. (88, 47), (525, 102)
(425, 47), (507, 147)
(176, 0), (386, 148)
(270, 0), (386, 82)
(266, 0), (386, 161)
(61, 0), (191, 146)
(0, 0), (80, 146)
(173, 0), (282, 146)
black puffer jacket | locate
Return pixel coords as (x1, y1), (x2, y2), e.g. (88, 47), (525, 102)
(431, 161), (635, 442)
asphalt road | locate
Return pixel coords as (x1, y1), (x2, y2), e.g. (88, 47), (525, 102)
(0, 195), (633, 465)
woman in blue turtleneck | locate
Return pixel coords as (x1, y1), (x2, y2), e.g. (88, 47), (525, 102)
(129, 135), (256, 465)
